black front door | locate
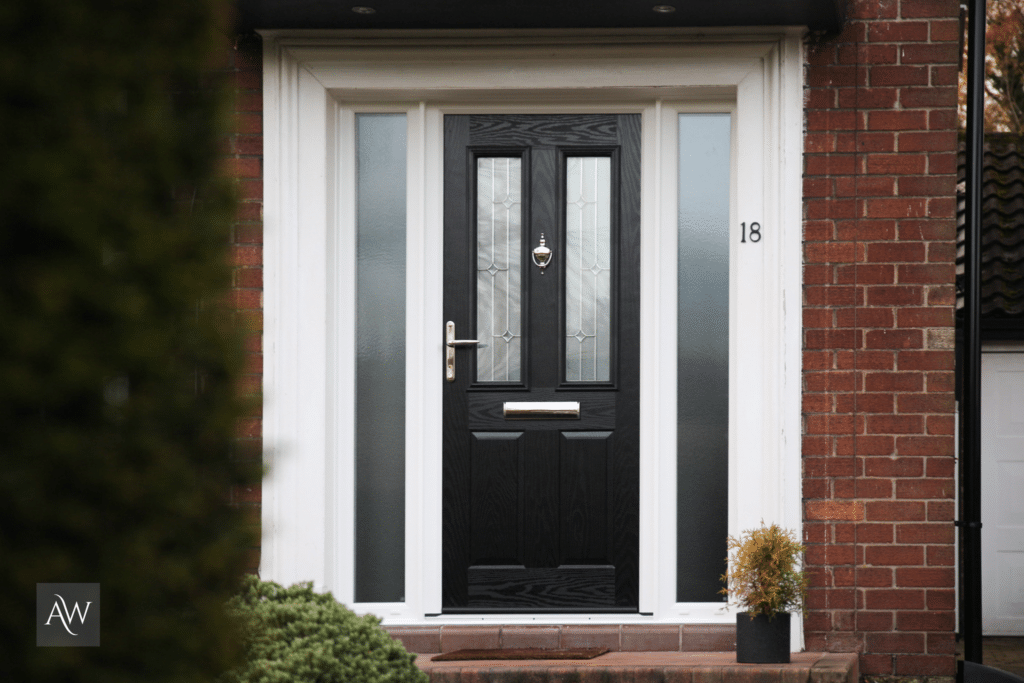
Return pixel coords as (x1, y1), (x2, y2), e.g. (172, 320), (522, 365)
(442, 114), (641, 612)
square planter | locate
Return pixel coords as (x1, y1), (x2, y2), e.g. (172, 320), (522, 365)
(736, 612), (790, 663)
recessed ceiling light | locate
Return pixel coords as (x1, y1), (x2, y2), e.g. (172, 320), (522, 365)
(351, 6), (376, 14)
(652, 5), (676, 12)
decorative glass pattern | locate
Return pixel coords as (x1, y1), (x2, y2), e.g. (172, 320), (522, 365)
(476, 158), (522, 382)
(565, 157), (612, 382)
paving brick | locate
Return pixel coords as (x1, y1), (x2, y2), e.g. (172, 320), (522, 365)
(387, 626), (441, 653)
(440, 626), (501, 652)
(680, 625), (735, 652)
(621, 625), (680, 652)
(500, 626), (560, 650)
(560, 625), (622, 650)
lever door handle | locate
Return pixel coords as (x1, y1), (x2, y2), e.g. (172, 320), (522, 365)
(447, 338), (480, 348)
(445, 321), (478, 381)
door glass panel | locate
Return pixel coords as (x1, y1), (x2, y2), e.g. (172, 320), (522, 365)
(676, 114), (730, 603)
(565, 156), (612, 382)
(355, 113), (406, 602)
(476, 157), (523, 382)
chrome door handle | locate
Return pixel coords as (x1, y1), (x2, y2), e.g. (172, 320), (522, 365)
(446, 321), (479, 381)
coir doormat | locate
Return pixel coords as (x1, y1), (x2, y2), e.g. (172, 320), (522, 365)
(432, 647), (609, 661)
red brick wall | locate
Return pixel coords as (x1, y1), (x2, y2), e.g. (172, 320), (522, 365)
(802, 0), (959, 678)
(226, 35), (264, 575)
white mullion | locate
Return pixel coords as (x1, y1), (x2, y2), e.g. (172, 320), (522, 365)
(421, 104), (446, 616)
(640, 100), (666, 617)
(400, 100), (429, 622)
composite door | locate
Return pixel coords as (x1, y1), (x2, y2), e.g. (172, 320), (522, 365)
(442, 114), (641, 612)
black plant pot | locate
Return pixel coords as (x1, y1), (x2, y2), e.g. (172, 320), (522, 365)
(736, 612), (791, 663)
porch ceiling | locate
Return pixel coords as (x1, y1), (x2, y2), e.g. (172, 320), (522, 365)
(234, 0), (846, 34)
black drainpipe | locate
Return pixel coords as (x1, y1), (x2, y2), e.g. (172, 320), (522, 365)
(960, 0), (985, 667)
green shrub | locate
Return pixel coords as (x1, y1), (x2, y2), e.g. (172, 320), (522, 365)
(0, 1), (258, 681)
(720, 522), (808, 619)
(222, 577), (428, 683)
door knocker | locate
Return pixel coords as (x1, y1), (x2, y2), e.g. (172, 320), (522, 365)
(531, 233), (552, 274)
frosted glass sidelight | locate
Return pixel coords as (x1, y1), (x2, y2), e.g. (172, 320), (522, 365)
(677, 114), (731, 603)
(355, 114), (406, 603)
(565, 157), (611, 382)
(476, 158), (523, 382)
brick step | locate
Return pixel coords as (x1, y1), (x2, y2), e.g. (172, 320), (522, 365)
(386, 624), (737, 654)
(414, 651), (859, 683)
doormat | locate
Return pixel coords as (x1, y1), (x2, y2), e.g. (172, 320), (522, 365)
(432, 647), (609, 661)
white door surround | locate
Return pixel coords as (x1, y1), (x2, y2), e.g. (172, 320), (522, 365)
(259, 28), (805, 628)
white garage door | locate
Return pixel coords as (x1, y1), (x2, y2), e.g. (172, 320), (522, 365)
(982, 352), (1024, 636)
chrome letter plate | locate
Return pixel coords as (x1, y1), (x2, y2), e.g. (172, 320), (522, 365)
(503, 401), (581, 419)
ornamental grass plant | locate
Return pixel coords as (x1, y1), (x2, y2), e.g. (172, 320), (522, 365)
(720, 522), (808, 619)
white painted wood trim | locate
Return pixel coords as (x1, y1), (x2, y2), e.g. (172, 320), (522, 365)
(644, 100), (669, 617)
(326, 100), (355, 604)
(420, 105), (446, 616)
(781, 28), (807, 651)
(260, 29), (805, 628)
(260, 35), (283, 584)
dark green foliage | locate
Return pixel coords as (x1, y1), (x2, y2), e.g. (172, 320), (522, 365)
(0, 1), (258, 681)
(222, 578), (429, 683)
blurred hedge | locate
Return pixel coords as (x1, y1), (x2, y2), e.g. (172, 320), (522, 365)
(222, 578), (429, 683)
(0, 1), (259, 681)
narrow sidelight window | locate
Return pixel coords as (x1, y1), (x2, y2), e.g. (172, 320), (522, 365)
(355, 113), (406, 602)
(677, 114), (731, 602)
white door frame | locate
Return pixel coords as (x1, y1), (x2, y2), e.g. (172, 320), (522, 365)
(260, 28), (805, 627)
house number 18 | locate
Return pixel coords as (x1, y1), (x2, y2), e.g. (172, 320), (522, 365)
(740, 221), (762, 243)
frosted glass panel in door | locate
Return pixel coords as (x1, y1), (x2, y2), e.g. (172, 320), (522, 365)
(565, 156), (612, 382)
(476, 158), (523, 382)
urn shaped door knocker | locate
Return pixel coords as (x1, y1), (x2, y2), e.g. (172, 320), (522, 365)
(531, 233), (552, 273)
